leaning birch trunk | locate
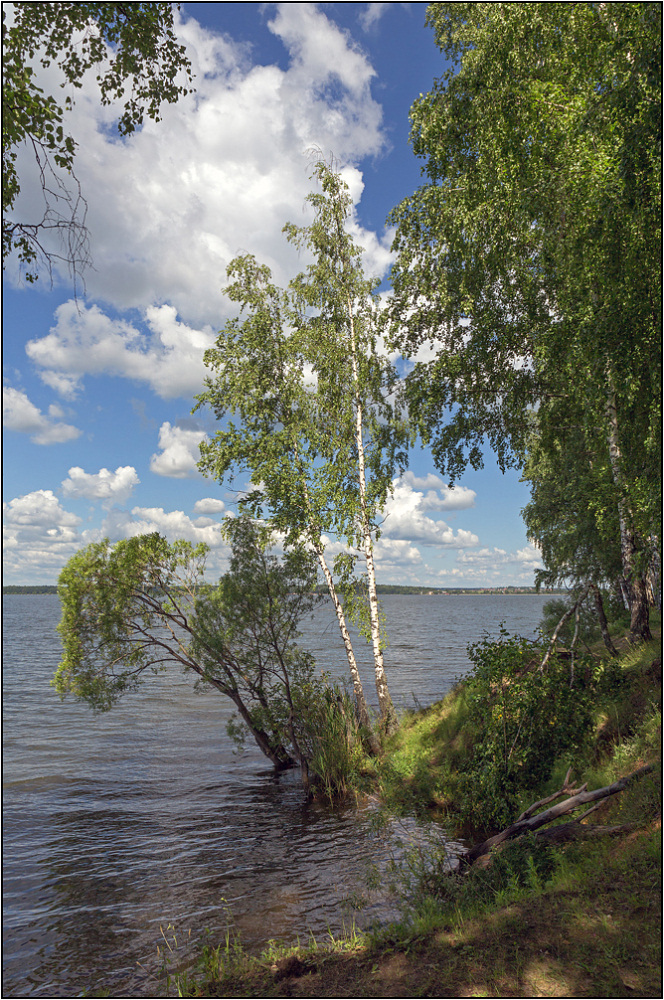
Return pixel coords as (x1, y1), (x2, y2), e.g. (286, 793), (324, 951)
(348, 297), (397, 733)
(313, 541), (378, 747)
(295, 452), (377, 745)
(605, 377), (652, 642)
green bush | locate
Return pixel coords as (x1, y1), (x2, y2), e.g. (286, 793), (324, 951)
(457, 631), (595, 830)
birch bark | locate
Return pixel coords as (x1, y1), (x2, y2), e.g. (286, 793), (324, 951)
(605, 379), (652, 642)
(348, 297), (397, 731)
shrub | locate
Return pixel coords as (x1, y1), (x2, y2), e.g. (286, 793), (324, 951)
(457, 631), (595, 830)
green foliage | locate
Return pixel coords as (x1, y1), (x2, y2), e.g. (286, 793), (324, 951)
(55, 531), (207, 712)
(294, 679), (368, 802)
(196, 160), (407, 727)
(457, 632), (594, 829)
(196, 162), (407, 558)
(54, 514), (373, 796)
(538, 595), (601, 647)
(3, 2), (193, 279)
(388, 3), (661, 631)
(54, 516), (330, 775)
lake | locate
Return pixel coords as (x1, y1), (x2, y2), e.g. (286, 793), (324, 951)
(3, 593), (551, 998)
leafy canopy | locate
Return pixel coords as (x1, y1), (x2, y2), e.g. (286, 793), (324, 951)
(389, 2), (661, 485)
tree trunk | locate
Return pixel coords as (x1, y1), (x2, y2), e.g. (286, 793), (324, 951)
(646, 539), (661, 611)
(348, 297), (397, 733)
(295, 447), (377, 750)
(224, 685), (295, 770)
(590, 584), (619, 656)
(462, 764), (654, 867)
(605, 380), (651, 643)
(313, 542), (377, 748)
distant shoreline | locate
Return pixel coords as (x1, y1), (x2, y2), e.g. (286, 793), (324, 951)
(3, 585), (563, 596)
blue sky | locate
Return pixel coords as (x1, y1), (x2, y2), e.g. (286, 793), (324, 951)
(3, 2), (541, 586)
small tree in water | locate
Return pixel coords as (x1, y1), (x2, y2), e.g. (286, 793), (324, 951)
(53, 516), (364, 798)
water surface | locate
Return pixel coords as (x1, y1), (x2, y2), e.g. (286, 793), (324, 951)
(3, 593), (550, 997)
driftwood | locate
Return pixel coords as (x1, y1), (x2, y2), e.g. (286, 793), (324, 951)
(462, 764), (654, 868)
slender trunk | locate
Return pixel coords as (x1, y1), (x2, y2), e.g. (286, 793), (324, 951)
(590, 584), (618, 657)
(348, 297), (397, 733)
(617, 577), (631, 611)
(605, 379), (651, 643)
(646, 538), (661, 611)
(294, 444), (376, 742)
(312, 541), (378, 750)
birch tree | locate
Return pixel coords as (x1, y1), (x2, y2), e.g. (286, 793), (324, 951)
(197, 162), (407, 733)
(196, 254), (376, 737)
(388, 3), (660, 642)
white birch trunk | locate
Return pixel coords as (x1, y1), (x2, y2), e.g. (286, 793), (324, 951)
(605, 377), (652, 642)
(295, 448), (375, 736)
(312, 543), (376, 741)
(348, 298), (397, 731)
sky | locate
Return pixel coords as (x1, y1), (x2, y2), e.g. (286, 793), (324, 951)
(3, 2), (542, 587)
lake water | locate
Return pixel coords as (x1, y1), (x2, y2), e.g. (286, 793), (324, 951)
(3, 593), (551, 998)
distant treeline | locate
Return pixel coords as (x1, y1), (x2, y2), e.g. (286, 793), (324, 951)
(374, 586), (562, 595)
(3, 585), (59, 594)
(317, 584), (563, 596)
(4, 584), (562, 597)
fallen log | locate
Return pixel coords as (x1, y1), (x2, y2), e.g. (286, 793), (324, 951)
(462, 763), (654, 867)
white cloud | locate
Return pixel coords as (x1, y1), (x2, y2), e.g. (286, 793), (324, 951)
(358, 4), (399, 31)
(149, 421), (208, 478)
(9, 4), (388, 327)
(3, 490), (83, 581)
(97, 505), (232, 578)
(61, 465), (140, 503)
(2, 490), (237, 584)
(456, 542), (543, 579)
(26, 301), (217, 400)
(39, 370), (81, 399)
(373, 536), (422, 565)
(193, 498), (227, 515)
(101, 505), (226, 545)
(2, 386), (81, 444)
(381, 477), (479, 547)
(400, 471), (476, 511)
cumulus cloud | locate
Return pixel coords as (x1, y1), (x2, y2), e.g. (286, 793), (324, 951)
(193, 498), (227, 515)
(381, 477), (479, 547)
(400, 471), (476, 511)
(61, 465), (140, 503)
(26, 301), (217, 400)
(2, 490), (234, 584)
(97, 505), (232, 577)
(454, 542), (543, 581)
(149, 421), (208, 478)
(373, 536), (422, 565)
(3, 386), (81, 444)
(9, 4), (388, 326)
(3, 490), (83, 581)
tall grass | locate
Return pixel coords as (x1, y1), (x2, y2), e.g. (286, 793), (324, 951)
(298, 681), (367, 801)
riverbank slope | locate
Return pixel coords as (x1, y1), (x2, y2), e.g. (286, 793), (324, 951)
(173, 621), (661, 998)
